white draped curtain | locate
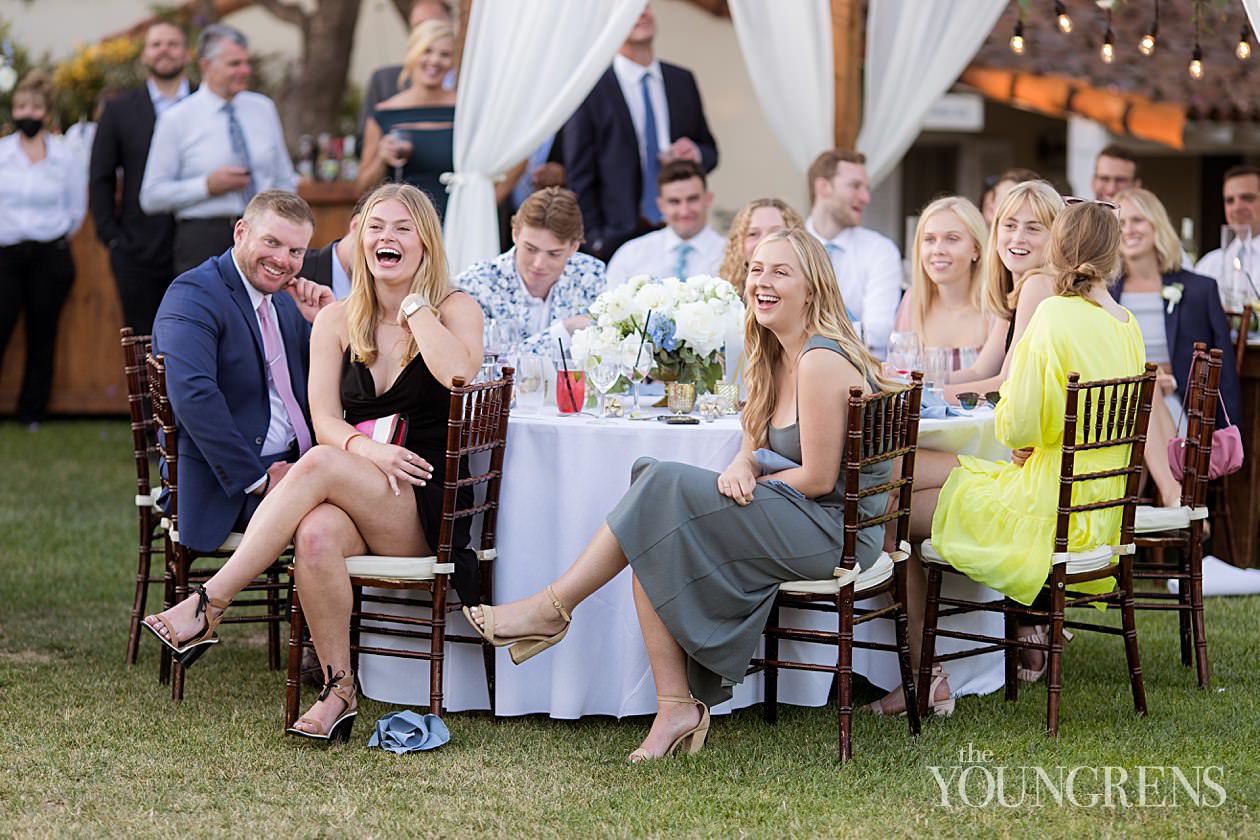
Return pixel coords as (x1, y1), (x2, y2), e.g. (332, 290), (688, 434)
(1246, 1), (1260, 44)
(857, 0), (1007, 186)
(443, 0), (647, 275)
(728, 0), (833, 175)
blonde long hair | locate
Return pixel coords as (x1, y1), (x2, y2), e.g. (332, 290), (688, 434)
(398, 19), (455, 88)
(1114, 187), (1184, 275)
(1046, 202), (1122, 298)
(346, 183), (450, 366)
(909, 196), (987, 339)
(741, 227), (894, 448)
(718, 198), (805, 296)
(980, 180), (1062, 319)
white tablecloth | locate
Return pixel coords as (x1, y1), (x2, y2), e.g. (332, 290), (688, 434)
(360, 408), (1010, 717)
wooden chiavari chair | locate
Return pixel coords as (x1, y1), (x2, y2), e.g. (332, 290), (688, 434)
(918, 364), (1157, 736)
(748, 373), (924, 762)
(284, 369), (513, 723)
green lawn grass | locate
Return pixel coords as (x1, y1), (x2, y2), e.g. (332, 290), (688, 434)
(0, 421), (1255, 838)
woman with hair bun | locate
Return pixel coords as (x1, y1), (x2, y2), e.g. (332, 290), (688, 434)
(867, 201), (1145, 714)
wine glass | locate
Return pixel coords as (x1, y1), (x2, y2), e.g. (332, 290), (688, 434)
(886, 331), (920, 380)
(585, 355), (625, 424)
(386, 128), (411, 183)
(921, 346), (953, 398)
(514, 354), (546, 413)
(627, 338), (655, 413)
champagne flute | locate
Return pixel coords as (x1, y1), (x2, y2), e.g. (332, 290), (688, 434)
(628, 338), (655, 413)
(387, 128), (410, 183)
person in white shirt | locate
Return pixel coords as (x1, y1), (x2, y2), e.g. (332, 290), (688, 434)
(1196, 165), (1260, 302)
(456, 187), (606, 355)
(0, 71), (88, 428)
(606, 159), (725, 286)
(140, 23), (297, 275)
(804, 148), (903, 358)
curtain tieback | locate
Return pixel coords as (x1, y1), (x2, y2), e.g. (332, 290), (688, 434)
(439, 170), (507, 193)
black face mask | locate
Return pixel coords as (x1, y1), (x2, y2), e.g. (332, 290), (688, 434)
(14, 117), (42, 138)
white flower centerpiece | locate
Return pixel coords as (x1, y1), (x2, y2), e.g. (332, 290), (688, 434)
(572, 274), (745, 394)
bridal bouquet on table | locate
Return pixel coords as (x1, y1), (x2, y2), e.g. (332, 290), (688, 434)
(573, 274), (745, 395)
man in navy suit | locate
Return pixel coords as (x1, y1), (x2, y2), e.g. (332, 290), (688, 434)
(559, 4), (718, 261)
(89, 20), (192, 333)
(153, 190), (333, 553)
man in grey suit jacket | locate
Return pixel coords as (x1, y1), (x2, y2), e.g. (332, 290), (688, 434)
(358, 0), (456, 138)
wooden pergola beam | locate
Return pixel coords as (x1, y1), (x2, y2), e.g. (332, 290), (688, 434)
(831, 0), (862, 151)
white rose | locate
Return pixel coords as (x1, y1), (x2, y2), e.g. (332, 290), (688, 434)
(0, 65), (16, 95)
(634, 281), (671, 314)
(599, 286), (635, 325)
(673, 300), (726, 357)
(570, 325), (595, 365)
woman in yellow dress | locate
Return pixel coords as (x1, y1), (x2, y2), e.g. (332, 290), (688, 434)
(868, 200), (1145, 714)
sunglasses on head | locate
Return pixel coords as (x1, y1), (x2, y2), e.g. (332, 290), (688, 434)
(1063, 196), (1119, 211)
(957, 391), (1002, 410)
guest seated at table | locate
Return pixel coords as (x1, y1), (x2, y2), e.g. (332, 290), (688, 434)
(456, 186), (606, 354)
(718, 197), (804, 296)
(893, 196), (989, 364)
(946, 180), (1062, 401)
(1111, 187), (1241, 507)
(144, 183), (484, 743)
(868, 201), (1145, 714)
(464, 227), (895, 761)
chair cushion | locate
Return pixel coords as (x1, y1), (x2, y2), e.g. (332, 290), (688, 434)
(345, 549), (496, 582)
(345, 554), (441, 580)
(779, 551), (896, 595)
(1134, 505), (1191, 533)
(924, 539), (1115, 575)
(167, 526), (243, 552)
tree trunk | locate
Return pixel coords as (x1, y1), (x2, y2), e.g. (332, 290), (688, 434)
(275, 0), (363, 153)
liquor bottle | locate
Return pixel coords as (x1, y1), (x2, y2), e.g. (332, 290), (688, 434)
(340, 135), (359, 182)
(296, 134), (315, 181)
(320, 136), (343, 182)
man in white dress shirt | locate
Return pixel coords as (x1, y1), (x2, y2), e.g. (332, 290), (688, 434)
(605, 159), (724, 286)
(1196, 165), (1260, 300)
(805, 148), (903, 357)
(140, 23), (297, 275)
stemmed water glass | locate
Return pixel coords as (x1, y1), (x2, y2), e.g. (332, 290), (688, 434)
(585, 355), (625, 424)
(627, 338), (655, 414)
(886, 331), (921, 381)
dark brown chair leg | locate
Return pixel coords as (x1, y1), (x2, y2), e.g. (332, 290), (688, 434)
(349, 585), (363, 678)
(1188, 544), (1210, 689)
(1173, 547), (1193, 668)
(480, 563), (496, 717)
(763, 602), (779, 725)
(890, 561), (920, 736)
(158, 539), (174, 686)
(266, 566), (281, 671)
(170, 548), (190, 702)
(1045, 570), (1066, 737)
(1119, 556), (1148, 715)
(1004, 598), (1019, 703)
(429, 578), (447, 717)
(838, 585), (854, 763)
(285, 584), (306, 728)
(917, 565), (942, 719)
(127, 514), (154, 665)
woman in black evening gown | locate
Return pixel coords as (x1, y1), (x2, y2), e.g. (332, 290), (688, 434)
(143, 184), (484, 741)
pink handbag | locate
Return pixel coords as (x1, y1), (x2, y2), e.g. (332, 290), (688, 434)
(1168, 394), (1243, 481)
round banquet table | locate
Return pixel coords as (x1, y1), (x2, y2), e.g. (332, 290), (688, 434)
(359, 407), (1011, 717)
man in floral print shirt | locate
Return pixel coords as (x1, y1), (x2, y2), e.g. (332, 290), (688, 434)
(456, 187), (608, 354)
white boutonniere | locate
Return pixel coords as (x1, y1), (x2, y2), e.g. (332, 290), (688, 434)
(1162, 282), (1184, 314)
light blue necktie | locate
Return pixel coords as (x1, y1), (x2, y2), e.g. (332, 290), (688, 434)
(674, 241), (693, 279)
(824, 242), (857, 321)
(639, 72), (662, 225)
(224, 100), (256, 203)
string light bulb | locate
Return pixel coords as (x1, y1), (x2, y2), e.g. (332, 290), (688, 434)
(1189, 45), (1204, 80)
(1101, 11), (1115, 64)
(1055, 1), (1073, 33)
(1238, 24), (1252, 61)
(1010, 18), (1026, 55)
(1139, 31), (1157, 55)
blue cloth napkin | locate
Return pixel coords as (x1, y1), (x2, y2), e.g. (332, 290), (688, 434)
(367, 710), (450, 753)
(919, 389), (975, 419)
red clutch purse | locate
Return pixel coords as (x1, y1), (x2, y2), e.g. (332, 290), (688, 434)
(354, 413), (409, 447)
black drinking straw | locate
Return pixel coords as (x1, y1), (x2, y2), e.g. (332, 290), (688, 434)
(557, 337), (576, 408)
(633, 310), (654, 371)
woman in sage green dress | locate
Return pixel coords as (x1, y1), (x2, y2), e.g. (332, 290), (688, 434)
(465, 227), (896, 761)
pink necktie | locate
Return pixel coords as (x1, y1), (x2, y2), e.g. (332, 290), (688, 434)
(257, 299), (312, 455)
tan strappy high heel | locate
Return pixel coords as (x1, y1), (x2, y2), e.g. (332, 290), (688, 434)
(463, 585), (572, 665)
(627, 695), (711, 763)
(142, 585), (231, 666)
(287, 667), (358, 744)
